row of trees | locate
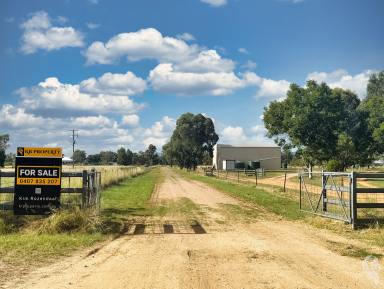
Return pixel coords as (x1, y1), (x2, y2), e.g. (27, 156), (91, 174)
(263, 71), (384, 171)
(72, 144), (160, 166)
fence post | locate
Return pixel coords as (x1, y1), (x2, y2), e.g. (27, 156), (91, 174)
(237, 170), (239, 183)
(96, 171), (101, 213)
(91, 169), (95, 207)
(283, 170), (287, 192)
(351, 172), (357, 229)
(82, 170), (88, 209)
(255, 170), (257, 186)
(322, 171), (327, 213)
(299, 173), (302, 210)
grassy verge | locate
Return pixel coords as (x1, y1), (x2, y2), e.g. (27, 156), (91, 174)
(0, 233), (103, 264)
(177, 169), (384, 258)
(0, 168), (161, 270)
(101, 168), (162, 231)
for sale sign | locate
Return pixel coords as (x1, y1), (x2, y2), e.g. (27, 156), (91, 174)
(13, 147), (62, 215)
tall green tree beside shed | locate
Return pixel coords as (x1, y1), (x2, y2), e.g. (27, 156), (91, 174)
(263, 81), (373, 171)
(360, 71), (384, 156)
(163, 113), (218, 170)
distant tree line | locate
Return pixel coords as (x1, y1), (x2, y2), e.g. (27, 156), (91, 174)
(264, 71), (384, 171)
(72, 144), (160, 166)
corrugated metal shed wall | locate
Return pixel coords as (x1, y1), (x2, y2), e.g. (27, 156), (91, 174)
(213, 145), (281, 170)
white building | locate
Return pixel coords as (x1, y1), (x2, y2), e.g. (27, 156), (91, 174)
(212, 144), (281, 170)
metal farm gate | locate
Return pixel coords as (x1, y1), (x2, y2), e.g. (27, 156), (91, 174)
(299, 171), (384, 228)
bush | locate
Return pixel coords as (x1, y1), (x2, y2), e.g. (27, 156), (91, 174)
(38, 208), (100, 234)
(0, 212), (17, 234)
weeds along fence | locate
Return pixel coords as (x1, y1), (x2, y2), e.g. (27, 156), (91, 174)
(61, 166), (144, 188)
(0, 166), (144, 213)
(299, 171), (384, 228)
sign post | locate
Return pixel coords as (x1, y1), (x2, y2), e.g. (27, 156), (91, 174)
(13, 147), (62, 215)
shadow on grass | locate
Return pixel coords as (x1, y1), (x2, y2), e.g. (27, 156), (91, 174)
(354, 218), (384, 229)
(101, 207), (148, 217)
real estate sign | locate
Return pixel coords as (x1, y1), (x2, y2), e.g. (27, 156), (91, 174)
(13, 147), (62, 215)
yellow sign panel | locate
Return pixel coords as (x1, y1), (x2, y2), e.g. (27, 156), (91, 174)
(17, 147), (62, 158)
(16, 178), (61, 186)
(16, 166), (61, 186)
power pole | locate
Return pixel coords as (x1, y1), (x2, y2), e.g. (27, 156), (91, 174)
(70, 130), (79, 168)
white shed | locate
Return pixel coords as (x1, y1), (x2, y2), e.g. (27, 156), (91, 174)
(213, 144), (281, 170)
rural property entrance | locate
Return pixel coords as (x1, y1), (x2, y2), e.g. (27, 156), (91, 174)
(2, 167), (381, 289)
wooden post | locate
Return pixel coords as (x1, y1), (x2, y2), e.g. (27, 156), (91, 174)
(255, 170), (257, 186)
(82, 170), (88, 209)
(283, 170), (287, 192)
(91, 169), (95, 206)
(237, 170), (239, 183)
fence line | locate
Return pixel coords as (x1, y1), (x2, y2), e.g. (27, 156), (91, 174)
(0, 170), (101, 212)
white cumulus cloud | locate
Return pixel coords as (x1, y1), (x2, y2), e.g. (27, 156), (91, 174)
(251, 124), (267, 135)
(253, 75), (290, 100)
(20, 11), (84, 54)
(71, 115), (115, 128)
(0, 104), (45, 128)
(221, 126), (247, 142)
(80, 71), (147, 96)
(306, 69), (373, 98)
(149, 63), (257, 96)
(176, 32), (195, 42)
(17, 76), (144, 116)
(85, 28), (198, 65)
(143, 116), (176, 147)
(175, 50), (235, 73)
(220, 124), (275, 146)
(121, 114), (140, 127)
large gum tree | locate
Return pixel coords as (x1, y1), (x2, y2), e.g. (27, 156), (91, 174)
(163, 113), (218, 170)
(263, 80), (373, 171)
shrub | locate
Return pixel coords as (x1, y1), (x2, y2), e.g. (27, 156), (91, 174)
(38, 208), (100, 234)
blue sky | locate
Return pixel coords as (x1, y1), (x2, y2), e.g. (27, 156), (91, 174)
(1, 0), (383, 155)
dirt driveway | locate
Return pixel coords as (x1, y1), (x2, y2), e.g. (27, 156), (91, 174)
(3, 168), (383, 289)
